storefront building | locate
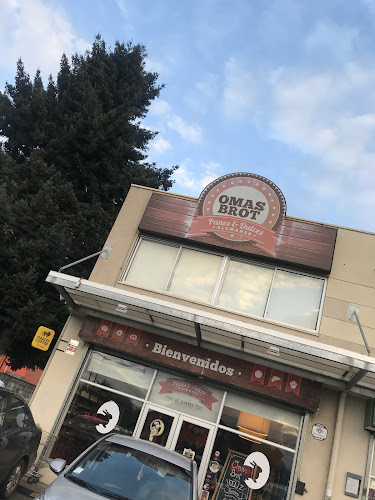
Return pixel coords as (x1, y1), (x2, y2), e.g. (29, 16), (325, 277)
(30, 173), (375, 499)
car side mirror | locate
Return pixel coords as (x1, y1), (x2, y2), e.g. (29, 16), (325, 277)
(49, 458), (66, 475)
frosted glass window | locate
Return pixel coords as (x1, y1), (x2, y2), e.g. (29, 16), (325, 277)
(218, 260), (274, 316)
(168, 248), (223, 303)
(266, 270), (324, 329)
(124, 239), (178, 291)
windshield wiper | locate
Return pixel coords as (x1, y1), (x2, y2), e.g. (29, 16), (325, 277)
(101, 492), (131, 500)
(65, 474), (102, 494)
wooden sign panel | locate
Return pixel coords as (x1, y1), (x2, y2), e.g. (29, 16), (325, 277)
(138, 192), (337, 272)
(79, 316), (322, 412)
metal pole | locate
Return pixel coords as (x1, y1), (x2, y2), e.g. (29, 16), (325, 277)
(354, 310), (371, 355)
(58, 246), (111, 273)
(325, 391), (347, 500)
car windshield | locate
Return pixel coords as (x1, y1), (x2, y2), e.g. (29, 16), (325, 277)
(65, 441), (192, 500)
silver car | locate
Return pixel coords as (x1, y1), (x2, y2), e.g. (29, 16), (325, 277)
(36, 433), (198, 500)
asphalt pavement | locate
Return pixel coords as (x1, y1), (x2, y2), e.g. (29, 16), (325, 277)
(9, 477), (46, 500)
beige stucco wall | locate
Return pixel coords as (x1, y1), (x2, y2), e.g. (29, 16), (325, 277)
(30, 315), (86, 432)
(299, 388), (339, 499)
(333, 394), (369, 500)
(89, 185), (153, 286)
(299, 390), (370, 500)
(32, 185), (375, 490)
(319, 228), (375, 355)
(88, 185), (375, 357)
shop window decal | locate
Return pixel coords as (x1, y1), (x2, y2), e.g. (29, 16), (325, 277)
(211, 449), (270, 500)
(158, 378), (219, 410)
(95, 401), (120, 434)
(149, 419), (164, 442)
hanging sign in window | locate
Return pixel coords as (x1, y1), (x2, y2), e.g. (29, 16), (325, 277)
(212, 450), (270, 500)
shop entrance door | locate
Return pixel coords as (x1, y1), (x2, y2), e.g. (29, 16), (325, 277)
(134, 403), (215, 486)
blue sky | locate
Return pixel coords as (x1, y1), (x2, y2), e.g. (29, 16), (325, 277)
(2, 0), (375, 231)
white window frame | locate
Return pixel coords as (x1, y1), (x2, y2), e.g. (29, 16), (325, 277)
(121, 236), (327, 333)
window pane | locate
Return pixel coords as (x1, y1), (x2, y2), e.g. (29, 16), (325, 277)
(202, 427), (294, 500)
(50, 382), (142, 464)
(168, 248), (222, 303)
(6, 396), (29, 429)
(220, 393), (300, 449)
(0, 396), (6, 429)
(82, 351), (155, 398)
(124, 239), (178, 291)
(148, 372), (224, 423)
(218, 260), (274, 316)
(369, 477), (375, 498)
(266, 270), (324, 330)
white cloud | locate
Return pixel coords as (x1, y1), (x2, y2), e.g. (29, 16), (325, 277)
(305, 20), (358, 60)
(172, 160), (223, 194)
(149, 136), (172, 155)
(186, 73), (219, 114)
(215, 48), (375, 228)
(150, 99), (202, 143)
(149, 99), (172, 117)
(264, 63), (375, 228)
(114, 0), (127, 16)
(268, 64), (375, 174)
(0, 0), (90, 83)
(167, 116), (202, 143)
(222, 57), (256, 118)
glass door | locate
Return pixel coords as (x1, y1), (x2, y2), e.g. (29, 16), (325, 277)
(135, 404), (179, 448)
(135, 403), (215, 488)
(170, 414), (215, 489)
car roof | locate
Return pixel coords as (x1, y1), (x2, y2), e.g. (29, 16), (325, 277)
(0, 388), (28, 404)
(102, 434), (194, 471)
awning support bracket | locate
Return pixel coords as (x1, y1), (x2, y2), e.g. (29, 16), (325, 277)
(59, 246), (112, 273)
(346, 368), (368, 391)
(349, 306), (370, 355)
(194, 322), (202, 347)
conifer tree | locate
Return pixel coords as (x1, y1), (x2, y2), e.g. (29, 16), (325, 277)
(0, 36), (177, 369)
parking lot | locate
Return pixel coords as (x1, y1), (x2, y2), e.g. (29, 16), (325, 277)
(8, 478), (45, 500)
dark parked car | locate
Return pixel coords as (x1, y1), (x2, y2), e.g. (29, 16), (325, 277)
(0, 388), (41, 498)
(36, 433), (198, 500)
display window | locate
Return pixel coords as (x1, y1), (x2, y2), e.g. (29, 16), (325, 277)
(81, 351), (155, 398)
(201, 428), (294, 500)
(50, 381), (143, 463)
(367, 442), (375, 498)
(51, 349), (302, 499)
(220, 393), (300, 449)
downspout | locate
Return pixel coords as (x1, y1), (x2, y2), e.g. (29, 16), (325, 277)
(325, 391), (347, 500)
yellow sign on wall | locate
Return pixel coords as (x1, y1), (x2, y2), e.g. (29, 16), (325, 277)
(32, 326), (55, 351)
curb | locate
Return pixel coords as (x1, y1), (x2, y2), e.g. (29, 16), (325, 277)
(18, 478), (46, 498)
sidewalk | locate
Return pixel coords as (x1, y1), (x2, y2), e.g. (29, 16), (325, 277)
(18, 477), (47, 498)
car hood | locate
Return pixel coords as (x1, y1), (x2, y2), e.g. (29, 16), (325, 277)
(41, 475), (105, 499)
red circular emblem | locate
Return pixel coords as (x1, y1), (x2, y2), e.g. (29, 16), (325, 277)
(196, 173), (286, 244)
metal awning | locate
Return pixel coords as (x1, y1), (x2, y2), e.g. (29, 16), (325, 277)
(47, 271), (375, 397)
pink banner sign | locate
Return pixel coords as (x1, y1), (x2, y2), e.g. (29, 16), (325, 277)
(158, 378), (219, 410)
(125, 328), (142, 347)
(285, 374), (301, 396)
(188, 215), (280, 256)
